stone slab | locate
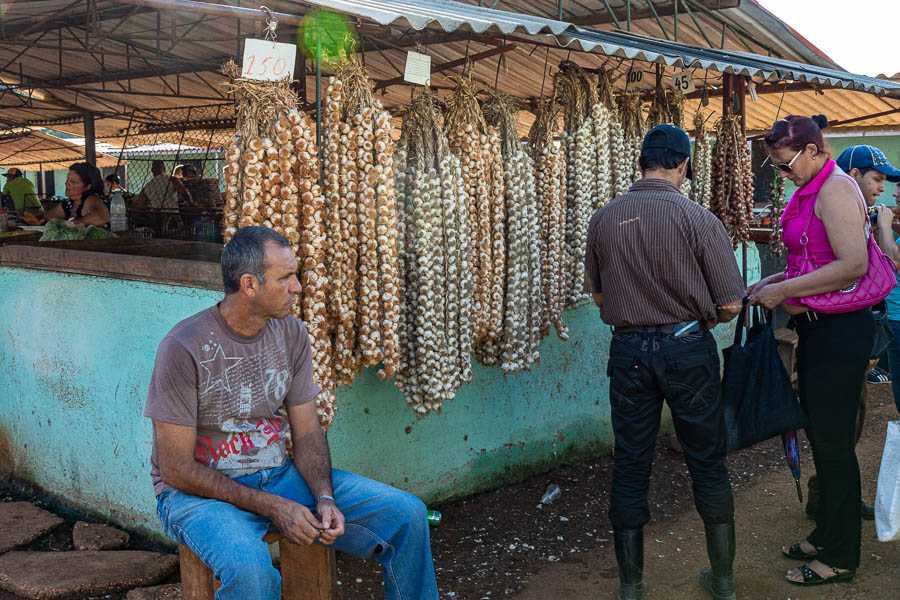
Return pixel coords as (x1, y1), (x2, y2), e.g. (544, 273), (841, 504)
(72, 521), (130, 551)
(126, 584), (182, 600)
(0, 503), (64, 554)
(0, 550), (178, 600)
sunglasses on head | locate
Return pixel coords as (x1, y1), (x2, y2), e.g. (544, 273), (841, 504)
(770, 148), (804, 174)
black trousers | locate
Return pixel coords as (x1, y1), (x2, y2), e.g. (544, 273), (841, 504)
(795, 309), (874, 570)
(606, 330), (734, 531)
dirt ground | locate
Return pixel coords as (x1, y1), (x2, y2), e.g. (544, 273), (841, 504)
(337, 384), (900, 600)
(2, 385), (898, 600)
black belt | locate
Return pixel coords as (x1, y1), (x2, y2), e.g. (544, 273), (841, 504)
(614, 321), (707, 335)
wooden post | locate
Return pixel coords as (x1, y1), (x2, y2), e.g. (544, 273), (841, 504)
(277, 537), (336, 600)
(178, 545), (221, 600)
(83, 111), (97, 166)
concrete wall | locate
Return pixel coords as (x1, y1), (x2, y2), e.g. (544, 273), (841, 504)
(0, 246), (759, 541)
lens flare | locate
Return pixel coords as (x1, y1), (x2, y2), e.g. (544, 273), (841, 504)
(299, 10), (357, 67)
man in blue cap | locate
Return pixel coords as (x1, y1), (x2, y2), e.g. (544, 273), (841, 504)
(863, 147), (900, 417)
(584, 124), (745, 600)
(836, 145), (900, 207)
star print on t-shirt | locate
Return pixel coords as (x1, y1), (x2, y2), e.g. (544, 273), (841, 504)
(198, 344), (244, 393)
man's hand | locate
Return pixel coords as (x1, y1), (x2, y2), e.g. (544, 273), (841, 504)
(315, 498), (346, 545)
(268, 496), (329, 546)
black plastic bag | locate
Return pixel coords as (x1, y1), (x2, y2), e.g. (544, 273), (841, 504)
(871, 301), (893, 360)
(721, 299), (806, 453)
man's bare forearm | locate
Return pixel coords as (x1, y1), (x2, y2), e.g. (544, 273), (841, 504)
(292, 427), (333, 499)
(161, 459), (282, 517)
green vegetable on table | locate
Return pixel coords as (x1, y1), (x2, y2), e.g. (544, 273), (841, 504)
(39, 219), (117, 242)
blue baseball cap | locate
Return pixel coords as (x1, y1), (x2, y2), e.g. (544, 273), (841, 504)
(642, 124), (693, 179)
(835, 145), (900, 182)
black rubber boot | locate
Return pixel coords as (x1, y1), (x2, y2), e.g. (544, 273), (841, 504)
(614, 529), (646, 600)
(699, 522), (736, 600)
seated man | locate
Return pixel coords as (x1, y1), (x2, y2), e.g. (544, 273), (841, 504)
(2, 168), (41, 213)
(145, 226), (439, 600)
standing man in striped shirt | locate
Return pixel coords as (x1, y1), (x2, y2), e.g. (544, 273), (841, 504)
(584, 124), (745, 600)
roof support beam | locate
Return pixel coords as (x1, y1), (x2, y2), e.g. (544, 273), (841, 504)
(22, 60), (229, 88)
(118, 0), (304, 26)
(0, 5), (156, 40)
(373, 44), (517, 92)
(570, 0), (740, 27)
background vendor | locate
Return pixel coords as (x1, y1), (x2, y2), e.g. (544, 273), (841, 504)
(22, 162), (110, 228)
(2, 168), (41, 213)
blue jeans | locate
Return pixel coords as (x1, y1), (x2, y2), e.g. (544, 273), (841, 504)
(156, 461), (439, 600)
(888, 319), (900, 414)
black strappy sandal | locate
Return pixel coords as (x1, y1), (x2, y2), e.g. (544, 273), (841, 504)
(781, 541), (819, 560)
(785, 562), (856, 586)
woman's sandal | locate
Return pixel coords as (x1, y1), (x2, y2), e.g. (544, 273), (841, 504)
(785, 562), (856, 586)
(781, 541), (818, 560)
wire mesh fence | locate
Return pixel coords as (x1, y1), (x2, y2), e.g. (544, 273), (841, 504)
(104, 103), (235, 242)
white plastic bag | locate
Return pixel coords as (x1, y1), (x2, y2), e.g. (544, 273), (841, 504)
(875, 421), (900, 542)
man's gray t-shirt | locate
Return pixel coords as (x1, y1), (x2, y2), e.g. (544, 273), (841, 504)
(144, 305), (319, 495)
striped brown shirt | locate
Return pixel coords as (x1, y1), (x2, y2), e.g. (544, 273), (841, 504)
(584, 178), (744, 327)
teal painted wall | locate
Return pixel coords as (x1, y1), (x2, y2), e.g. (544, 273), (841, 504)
(0, 245), (758, 541)
(782, 134), (900, 205)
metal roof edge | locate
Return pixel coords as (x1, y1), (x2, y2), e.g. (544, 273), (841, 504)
(559, 26), (900, 95)
(300, 0), (571, 36)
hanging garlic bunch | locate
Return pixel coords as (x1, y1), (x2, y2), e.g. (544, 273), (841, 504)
(769, 172), (786, 257)
(598, 69), (630, 199)
(691, 109), (713, 209)
(483, 91), (543, 372)
(321, 60), (402, 389)
(220, 61), (336, 427)
(619, 94), (646, 187)
(395, 91), (473, 414)
(445, 73), (506, 364)
(553, 62), (596, 307)
(710, 114), (754, 248)
(528, 99), (568, 341)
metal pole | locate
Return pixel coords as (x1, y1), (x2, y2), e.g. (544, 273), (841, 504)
(316, 42), (323, 183)
(83, 110), (97, 165)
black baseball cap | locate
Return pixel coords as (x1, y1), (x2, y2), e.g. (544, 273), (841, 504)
(642, 124), (693, 179)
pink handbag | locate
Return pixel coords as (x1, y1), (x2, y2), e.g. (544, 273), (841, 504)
(795, 174), (897, 314)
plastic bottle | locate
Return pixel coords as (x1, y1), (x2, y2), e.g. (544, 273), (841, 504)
(541, 484), (561, 504)
(110, 190), (126, 233)
(426, 509), (441, 526)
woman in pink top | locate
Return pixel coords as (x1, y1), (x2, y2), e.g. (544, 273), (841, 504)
(748, 115), (873, 586)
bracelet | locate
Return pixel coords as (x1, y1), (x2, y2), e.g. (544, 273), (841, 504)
(316, 494), (335, 504)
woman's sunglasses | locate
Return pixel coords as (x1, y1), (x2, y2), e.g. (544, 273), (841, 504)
(770, 149), (804, 174)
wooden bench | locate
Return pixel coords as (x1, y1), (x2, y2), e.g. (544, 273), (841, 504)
(179, 532), (336, 600)
(774, 328), (799, 390)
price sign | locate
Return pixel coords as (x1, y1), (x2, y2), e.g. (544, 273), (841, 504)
(404, 51), (432, 86)
(625, 69), (652, 91)
(671, 71), (696, 94)
(242, 38), (296, 82)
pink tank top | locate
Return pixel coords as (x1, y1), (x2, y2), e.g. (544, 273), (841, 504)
(780, 159), (866, 306)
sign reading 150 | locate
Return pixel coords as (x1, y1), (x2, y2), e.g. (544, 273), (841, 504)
(243, 55), (289, 78)
(241, 39), (296, 82)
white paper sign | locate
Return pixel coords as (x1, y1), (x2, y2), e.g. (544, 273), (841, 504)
(241, 38), (296, 81)
(404, 51), (432, 86)
(671, 70), (696, 94)
(625, 69), (652, 91)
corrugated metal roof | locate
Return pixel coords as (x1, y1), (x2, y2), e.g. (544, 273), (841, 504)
(554, 26), (900, 96)
(302, 0), (570, 35)
(0, 130), (122, 170)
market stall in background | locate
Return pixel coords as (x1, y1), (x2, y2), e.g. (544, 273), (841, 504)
(1, 0), (899, 540)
